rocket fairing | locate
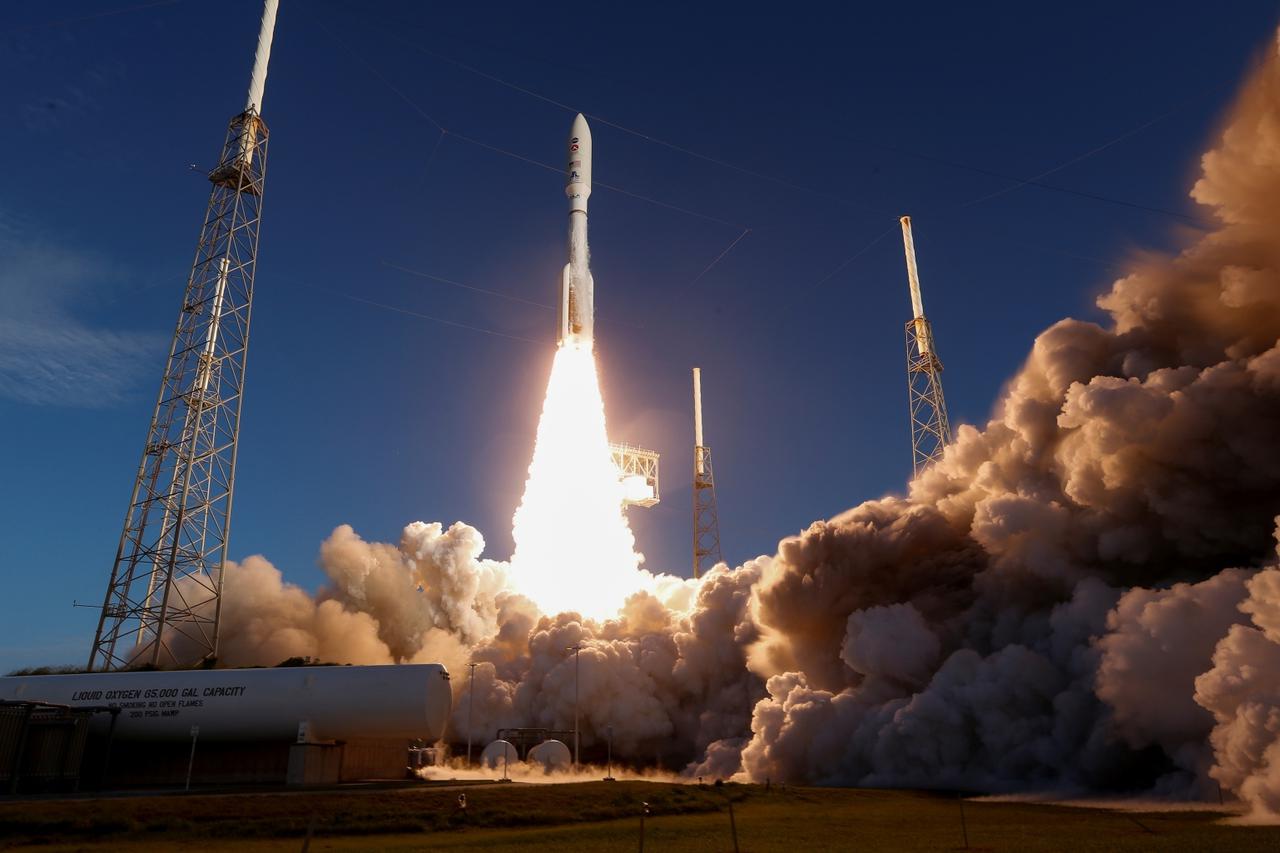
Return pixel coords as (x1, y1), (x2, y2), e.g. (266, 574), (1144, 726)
(560, 114), (594, 346)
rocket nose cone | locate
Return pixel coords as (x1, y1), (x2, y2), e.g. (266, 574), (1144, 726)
(570, 113), (591, 147)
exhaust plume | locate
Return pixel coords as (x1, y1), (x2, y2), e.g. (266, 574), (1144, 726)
(507, 341), (650, 619)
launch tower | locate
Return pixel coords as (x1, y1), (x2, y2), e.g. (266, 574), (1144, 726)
(88, 0), (279, 671)
(611, 444), (660, 507)
(692, 368), (723, 578)
(900, 216), (952, 476)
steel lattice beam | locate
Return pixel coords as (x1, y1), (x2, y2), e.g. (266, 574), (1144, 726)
(898, 216), (952, 477)
(610, 443), (660, 507)
(906, 316), (951, 476)
(692, 368), (723, 579)
(693, 445), (723, 579)
(87, 110), (268, 671)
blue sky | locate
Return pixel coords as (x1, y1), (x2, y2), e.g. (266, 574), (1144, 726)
(1, 0), (1276, 673)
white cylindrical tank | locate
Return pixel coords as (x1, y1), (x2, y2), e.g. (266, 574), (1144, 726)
(0, 664), (450, 743)
(527, 739), (572, 772)
(479, 739), (518, 770)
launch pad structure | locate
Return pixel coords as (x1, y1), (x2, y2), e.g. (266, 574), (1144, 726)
(611, 443), (660, 508)
(692, 368), (723, 578)
(900, 216), (952, 476)
(87, 1), (279, 672)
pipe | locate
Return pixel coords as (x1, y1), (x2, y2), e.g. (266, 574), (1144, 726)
(693, 368), (704, 448)
(900, 216), (925, 320)
(900, 215), (930, 355)
(245, 0), (279, 114)
(693, 368), (705, 475)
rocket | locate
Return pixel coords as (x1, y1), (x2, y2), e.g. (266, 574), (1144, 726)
(559, 114), (594, 346)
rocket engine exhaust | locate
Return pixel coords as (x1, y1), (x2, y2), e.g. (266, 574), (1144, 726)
(559, 114), (594, 347)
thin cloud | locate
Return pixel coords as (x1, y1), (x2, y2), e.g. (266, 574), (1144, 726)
(0, 234), (160, 407)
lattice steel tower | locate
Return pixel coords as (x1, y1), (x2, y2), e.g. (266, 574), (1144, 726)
(900, 216), (952, 476)
(88, 1), (280, 671)
(692, 368), (723, 578)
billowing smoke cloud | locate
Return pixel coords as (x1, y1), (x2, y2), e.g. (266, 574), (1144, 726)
(1095, 569), (1254, 791)
(178, 30), (1280, 818)
(1196, 552), (1280, 819)
(214, 555), (392, 665)
(182, 521), (759, 771)
(734, 33), (1280, 809)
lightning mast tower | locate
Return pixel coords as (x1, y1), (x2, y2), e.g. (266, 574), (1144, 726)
(88, 0), (280, 671)
(900, 215), (951, 476)
(692, 368), (723, 578)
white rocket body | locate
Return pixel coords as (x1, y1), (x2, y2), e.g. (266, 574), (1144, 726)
(560, 114), (594, 347)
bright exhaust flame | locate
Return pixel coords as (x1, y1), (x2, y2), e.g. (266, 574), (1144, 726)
(509, 341), (646, 619)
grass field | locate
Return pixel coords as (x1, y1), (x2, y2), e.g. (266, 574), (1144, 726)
(1, 781), (1277, 852)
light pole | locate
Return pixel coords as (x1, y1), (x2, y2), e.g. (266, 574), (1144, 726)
(566, 643), (582, 769)
(466, 661), (477, 767)
(604, 724), (615, 781)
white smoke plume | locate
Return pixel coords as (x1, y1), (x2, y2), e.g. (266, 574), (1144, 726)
(162, 29), (1280, 819)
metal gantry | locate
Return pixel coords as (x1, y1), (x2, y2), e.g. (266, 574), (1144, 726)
(692, 368), (723, 578)
(905, 316), (950, 474)
(610, 443), (661, 507)
(87, 110), (270, 671)
(900, 216), (951, 476)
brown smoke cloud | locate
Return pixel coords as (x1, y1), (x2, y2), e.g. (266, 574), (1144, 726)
(177, 29), (1280, 817)
(179, 523), (761, 772)
(734, 33), (1280, 811)
(214, 555), (391, 665)
(1195, 538), (1280, 820)
(1096, 569), (1255, 792)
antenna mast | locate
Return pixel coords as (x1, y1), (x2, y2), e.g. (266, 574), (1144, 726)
(900, 216), (952, 476)
(88, 0), (280, 671)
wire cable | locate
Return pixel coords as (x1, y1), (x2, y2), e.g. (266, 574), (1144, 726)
(690, 229), (751, 287)
(296, 283), (548, 346)
(381, 260), (553, 309)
